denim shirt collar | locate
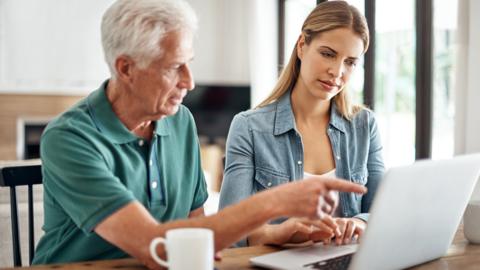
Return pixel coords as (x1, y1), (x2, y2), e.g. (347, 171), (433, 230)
(273, 90), (347, 136)
(87, 80), (170, 144)
(329, 102), (347, 133)
(273, 91), (296, 135)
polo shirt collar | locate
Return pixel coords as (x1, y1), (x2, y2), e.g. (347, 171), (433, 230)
(154, 117), (170, 136)
(87, 80), (170, 144)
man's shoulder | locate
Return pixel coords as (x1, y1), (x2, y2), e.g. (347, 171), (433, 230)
(43, 98), (95, 138)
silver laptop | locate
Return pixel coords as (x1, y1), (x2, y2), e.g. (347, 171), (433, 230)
(250, 154), (480, 270)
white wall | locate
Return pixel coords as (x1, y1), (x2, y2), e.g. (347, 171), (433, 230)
(0, 0), (114, 95)
(187, 0), (278, 107)
(187, 0), (251, 86)
(455, 0), (480, 200)
(246, 0), (278, 107)
(0, 0), (271, 96)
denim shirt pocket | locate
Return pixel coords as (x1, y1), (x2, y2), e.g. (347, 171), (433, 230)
(351, 168), (368, 185)
(351, 168), (369, 202)
(254, 167), (290, 191)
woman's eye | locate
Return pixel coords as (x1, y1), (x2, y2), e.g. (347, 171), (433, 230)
(321, 51), (335, 58)
(345, 60), (357, 67)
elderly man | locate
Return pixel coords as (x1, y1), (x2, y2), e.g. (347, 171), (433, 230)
(32, 0), (366, 269)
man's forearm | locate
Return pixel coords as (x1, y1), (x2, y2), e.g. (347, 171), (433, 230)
(155, 190), (282, 250)
(95, 177), (366, 268)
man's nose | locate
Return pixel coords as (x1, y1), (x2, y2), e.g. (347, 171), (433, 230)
(178, 64), (194, 91)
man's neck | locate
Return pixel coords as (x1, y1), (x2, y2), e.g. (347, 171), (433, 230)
(106, 79), (155, 139)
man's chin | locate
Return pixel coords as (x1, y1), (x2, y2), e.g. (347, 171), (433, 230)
(162, 105), (181, 117)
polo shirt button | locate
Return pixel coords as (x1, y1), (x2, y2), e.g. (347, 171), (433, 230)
(297, 160), (302, 165)
(149, 160), (153, 166)
(267, 182), (272, 187)
(151, 181), (158, 189)
(138, 140), (144, 146)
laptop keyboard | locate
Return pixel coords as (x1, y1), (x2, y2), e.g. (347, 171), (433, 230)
(303, 253), (353, 270)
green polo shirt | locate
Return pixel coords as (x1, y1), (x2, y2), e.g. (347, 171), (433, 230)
(32, 81), (208, 264)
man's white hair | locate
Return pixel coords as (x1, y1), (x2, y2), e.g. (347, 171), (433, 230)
(101, 0), (197, 78)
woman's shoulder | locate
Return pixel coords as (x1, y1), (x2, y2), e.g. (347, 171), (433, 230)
(344, 106), (378, 131)
(231, 101), (279, 131)
(238, 101), (277, 117)
(353, 106), (376, 120)
(234, 102), (278, 120)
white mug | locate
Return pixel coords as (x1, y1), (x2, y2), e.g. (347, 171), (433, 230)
(464, 200), (480, 244)
(149, 228), (214, 269)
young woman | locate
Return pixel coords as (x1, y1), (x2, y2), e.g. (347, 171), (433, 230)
(219, 0), (385, 247)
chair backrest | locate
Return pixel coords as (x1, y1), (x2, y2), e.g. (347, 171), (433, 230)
(0, 160), (42, 267)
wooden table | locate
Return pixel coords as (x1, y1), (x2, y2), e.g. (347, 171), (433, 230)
(3, 225), (479, 270)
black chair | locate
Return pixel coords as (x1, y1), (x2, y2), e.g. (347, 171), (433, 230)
(0, 161), (42, 267)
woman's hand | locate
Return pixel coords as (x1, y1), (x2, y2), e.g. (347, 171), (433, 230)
(264, 217), (338, 245)
(328, 218), (366, 245)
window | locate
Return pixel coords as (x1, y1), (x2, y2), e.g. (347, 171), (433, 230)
(281, 0), (456, 165)
(283, 0), (316, 66)
(375, 0), (416, 166)
(431, 0), (457, 159)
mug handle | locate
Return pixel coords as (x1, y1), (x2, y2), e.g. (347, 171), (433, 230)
(149, 237), (169, 267)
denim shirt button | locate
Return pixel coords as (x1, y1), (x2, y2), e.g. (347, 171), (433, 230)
(336, 156), (341, 160)
(267, 182), (272, 187)
(297, 160), (303, 165)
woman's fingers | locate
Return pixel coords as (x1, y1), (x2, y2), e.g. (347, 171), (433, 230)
(294, 221), (314, 235)
(353, 221), (365, 243)
(335, 219), (347, 245)
(343, 220), (355, 244)
(310, 230), (334, 242)
(321, 215), (341, 236)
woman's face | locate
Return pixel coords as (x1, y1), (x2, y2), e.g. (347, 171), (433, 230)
(296, 27), (364, 101)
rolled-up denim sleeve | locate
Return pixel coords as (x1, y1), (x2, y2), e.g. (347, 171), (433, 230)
(219, 113), (255, 247)
(355, 112), (385, 222)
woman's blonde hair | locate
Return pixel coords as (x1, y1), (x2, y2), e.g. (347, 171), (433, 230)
(257, 0), (369, 120)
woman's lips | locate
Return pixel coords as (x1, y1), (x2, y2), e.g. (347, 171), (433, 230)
(318, 80), (338, 92)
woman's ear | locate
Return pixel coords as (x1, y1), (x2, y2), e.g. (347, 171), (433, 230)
(296, 34), (306, 60)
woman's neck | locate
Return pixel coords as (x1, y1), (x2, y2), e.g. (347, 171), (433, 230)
(290, 84), (331, 127)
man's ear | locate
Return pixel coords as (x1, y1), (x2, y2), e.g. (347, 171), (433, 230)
(296, 34), (306, 60)
(114, 55), (135, 83)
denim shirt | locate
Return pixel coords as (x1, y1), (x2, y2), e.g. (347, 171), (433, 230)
(219, 91), (385, 246)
